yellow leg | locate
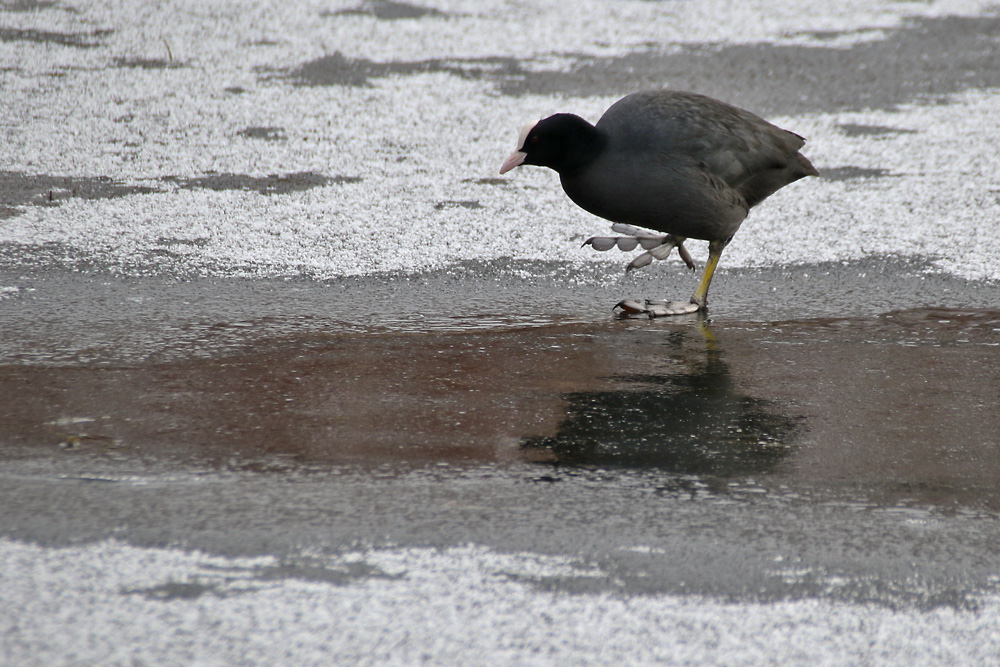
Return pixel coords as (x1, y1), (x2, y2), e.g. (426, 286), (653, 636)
(691, 239), (727, 309)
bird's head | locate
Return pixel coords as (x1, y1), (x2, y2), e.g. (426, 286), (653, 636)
(500, 113), (603, 175)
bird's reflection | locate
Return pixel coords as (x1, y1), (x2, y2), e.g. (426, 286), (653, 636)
(522, 321), (801, 475)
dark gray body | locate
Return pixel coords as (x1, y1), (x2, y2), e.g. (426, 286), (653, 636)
(560, 91), (817, 242)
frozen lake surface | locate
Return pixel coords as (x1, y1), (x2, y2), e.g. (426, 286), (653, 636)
(2, 0), (1000, 664)
(3, 0), (1000, 283)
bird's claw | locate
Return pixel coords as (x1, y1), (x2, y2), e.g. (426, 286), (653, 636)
(584, 225), (696, 272)
(677, 244), (696, 272)
(582, 235), (665, 252)
(614, 299), (702, 318)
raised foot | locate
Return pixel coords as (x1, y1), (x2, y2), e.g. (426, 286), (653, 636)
(614, 299), (702, 318)
(583, 224), (696, 272)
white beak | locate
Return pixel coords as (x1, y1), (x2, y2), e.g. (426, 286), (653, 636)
(499, 150), (526, 174)
(499, 120), (538, 174)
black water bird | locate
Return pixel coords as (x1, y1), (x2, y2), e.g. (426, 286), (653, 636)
(500, 90), (817, 316)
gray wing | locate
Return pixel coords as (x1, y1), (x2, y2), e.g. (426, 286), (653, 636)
(596, 90), (811, 192)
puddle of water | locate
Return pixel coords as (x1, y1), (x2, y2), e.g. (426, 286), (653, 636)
(3, 308), (999, 510)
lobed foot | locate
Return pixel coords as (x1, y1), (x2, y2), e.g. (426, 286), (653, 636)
(583, 224), (696, 272)
(614, 299), (701, 318)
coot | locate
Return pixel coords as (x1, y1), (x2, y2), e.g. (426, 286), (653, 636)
(500, 90), (817, 316)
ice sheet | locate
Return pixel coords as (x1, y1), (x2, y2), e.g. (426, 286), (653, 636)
(2, 0), (999, 281)
(2, 538), (998, 665)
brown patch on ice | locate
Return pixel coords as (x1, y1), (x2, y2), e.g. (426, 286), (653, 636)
(4, 308), (1000, 510)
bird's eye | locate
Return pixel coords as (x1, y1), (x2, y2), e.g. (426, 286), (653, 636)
(529, 135), (540, 144)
